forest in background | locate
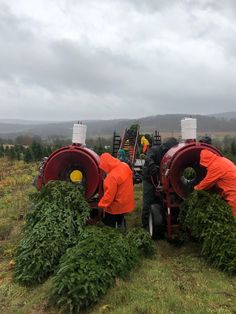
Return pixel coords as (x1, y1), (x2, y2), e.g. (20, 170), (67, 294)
(0, 133), (236, 164)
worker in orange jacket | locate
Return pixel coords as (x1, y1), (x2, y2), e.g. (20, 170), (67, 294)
(194, 149), (236, 217)
(98, 152), (134, 227)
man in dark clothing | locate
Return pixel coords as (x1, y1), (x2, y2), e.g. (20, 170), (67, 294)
(199, 136), (212, 145)
(142, 137), (178, 229)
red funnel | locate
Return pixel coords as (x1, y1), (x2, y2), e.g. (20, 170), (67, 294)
(161, 142), (222, 199)
(42, 145), (100, 199)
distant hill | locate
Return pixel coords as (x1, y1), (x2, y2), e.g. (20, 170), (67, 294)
(208, 111), (236, 120)
(0, 114), (236, 139)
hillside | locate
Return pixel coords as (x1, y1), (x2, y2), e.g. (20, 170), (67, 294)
(208, 112), (236, 120)
(0, 113), (236, 139)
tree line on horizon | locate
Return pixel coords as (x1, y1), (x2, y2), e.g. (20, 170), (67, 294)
(0, 134), (235, 163)
(0, 135), (113, 163)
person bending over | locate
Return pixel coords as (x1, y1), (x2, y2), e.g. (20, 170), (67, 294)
(194, 149), (236, 217)
(98, 152), (135, 228)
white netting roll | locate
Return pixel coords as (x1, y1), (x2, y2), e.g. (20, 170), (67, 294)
(72, 123), (87, 145)
(181, 118), (197, 140)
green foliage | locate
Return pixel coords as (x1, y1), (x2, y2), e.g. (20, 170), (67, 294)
(0, 144), (4, 157)
(127, 227), (155, 257)
(2, 136), (115, 162)
(13, 178), (155, 311)
(31, 141), (43, 161)
(9, 147), (16, 160)
(23, 148), (33, 163)
(213, 135), (236, 162)
(2, 141), (55, 163)
(182, 167), (196, 180)
(50, 226), (141, 312)
(129, 123), (140, 131)
(180, 190), (236, 274)
(14, 181), (91, 285)
(223, 151), (236, 164)
(231, 141), (236, 155)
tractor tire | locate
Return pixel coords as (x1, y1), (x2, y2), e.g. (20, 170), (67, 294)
(148, 204), (165, 240)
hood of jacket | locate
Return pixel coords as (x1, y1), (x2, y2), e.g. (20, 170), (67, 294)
(200, 149), (218, 167)
(99, 152), (132, 184)
(117, 149), (128, 162)
(162, 137), (178, 152)
(99, 152), (122, 173)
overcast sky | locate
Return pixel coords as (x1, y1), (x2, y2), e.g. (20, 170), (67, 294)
(0, 0), (236, 121)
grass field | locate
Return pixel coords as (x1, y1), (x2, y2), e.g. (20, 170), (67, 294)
(0, 158), (235, 314)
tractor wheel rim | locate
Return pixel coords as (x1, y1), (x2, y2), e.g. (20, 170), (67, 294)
(149, 213), (153, 236)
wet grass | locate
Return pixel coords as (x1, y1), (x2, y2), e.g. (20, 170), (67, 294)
(0, 160), (235, 314)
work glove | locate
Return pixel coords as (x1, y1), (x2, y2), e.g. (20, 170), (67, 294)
(149, 162), (159, 176)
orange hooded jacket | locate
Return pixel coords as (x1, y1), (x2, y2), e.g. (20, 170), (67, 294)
(98, 153), (134, 215)
(194, 149), (236, 217)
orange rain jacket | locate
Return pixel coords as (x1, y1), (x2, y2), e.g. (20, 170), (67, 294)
(194, 149), (236, 217)
(98, 153), (135, 215)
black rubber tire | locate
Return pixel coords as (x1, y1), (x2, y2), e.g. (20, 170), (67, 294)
(148, 204), (165, 240)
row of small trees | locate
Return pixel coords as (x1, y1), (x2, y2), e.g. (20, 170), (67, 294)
(0, 136), (113, 163)
(0, 135), (235, 163)
(212, 136), (236, 163)
(0, 142), (55, 163)
(213, 138), (236, 154)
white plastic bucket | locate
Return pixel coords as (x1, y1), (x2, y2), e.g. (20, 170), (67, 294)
(181, 118), (197, 140)
(72, 123), (87, 145)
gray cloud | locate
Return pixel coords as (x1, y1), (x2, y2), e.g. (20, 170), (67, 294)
(121, 0), (236, 13)
(0, 1), (236, 120)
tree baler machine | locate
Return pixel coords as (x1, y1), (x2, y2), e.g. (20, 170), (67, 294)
(35, 123), (104, 223)
(149, 137), (221, 239)
(34, 119), (222, 239)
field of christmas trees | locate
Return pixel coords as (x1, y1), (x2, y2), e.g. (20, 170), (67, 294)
(0, 156), (235, 313)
